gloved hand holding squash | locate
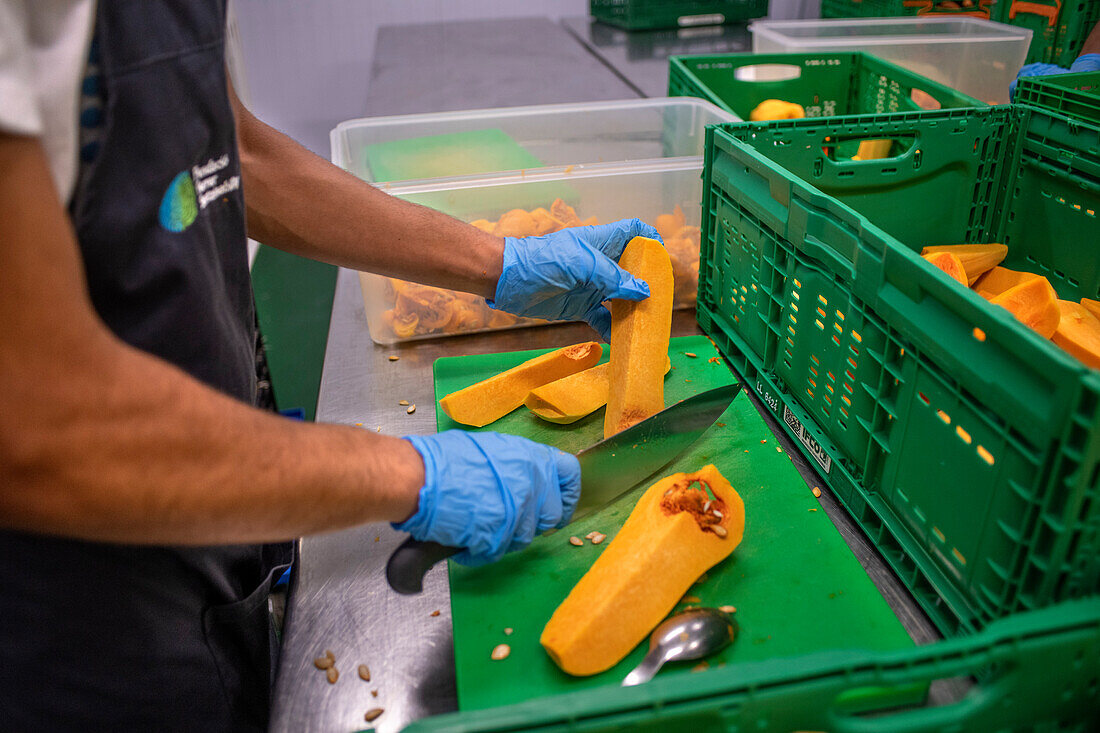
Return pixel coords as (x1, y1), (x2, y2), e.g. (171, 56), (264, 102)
(394, 431), (582, 566)
(490, 218), (660, 340)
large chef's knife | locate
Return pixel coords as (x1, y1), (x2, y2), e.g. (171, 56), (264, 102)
(386, 381), (739, 594)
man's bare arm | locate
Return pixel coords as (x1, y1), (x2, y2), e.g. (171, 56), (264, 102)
(0, 134), (422, 544)
(229, 84), (505, 300)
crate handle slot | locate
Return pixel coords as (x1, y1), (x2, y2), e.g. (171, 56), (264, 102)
(1008, 0), (1061, 26)
(824, 135), (917, 164)
(733, 64), (802, 82)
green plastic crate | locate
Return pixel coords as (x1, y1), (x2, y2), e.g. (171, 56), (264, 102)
(697, 105), (1100, 638)
(668, 52), (984, 122)
(404, 597), (1100, 732)
(1006, 0), (1100, 67)
(590, 0), (767, 30)
(821, 0), (1001, 20)
(1015, 70), (1100, 124)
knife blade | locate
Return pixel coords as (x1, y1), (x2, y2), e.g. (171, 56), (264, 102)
(385, 381), (740, 594)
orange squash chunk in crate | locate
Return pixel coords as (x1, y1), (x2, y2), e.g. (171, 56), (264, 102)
(922, 251), (967, 286)
(989, 276), (1060, 338)
(920, 243), (1007, 285)
(1053, 301), (1100, 369)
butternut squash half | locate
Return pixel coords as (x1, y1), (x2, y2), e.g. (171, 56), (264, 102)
(541, 465), (745, 676)
(920, 243), (1007, 285)
(604, 237), (674, 438)
(439, 342), (601, 427)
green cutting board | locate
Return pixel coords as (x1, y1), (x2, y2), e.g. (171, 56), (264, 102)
(435, 335), (916, 712)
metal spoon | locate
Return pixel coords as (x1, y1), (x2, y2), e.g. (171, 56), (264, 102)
(622, 607), (738, 687)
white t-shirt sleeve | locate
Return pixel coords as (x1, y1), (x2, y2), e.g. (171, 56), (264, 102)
(0, 0), (96, 202)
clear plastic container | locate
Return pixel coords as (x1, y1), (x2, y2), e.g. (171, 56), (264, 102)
(330, 97), (736, 183)
(749, 17), (1032, 104)
(358, 160), (705, 344)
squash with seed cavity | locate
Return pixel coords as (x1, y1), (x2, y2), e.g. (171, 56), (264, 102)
(604, 237), (674, 438)
(440, 342), (601, 427)
(540, 465), (744, 677)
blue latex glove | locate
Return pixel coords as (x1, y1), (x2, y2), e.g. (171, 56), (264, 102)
(490, 218), (662, 340)
(394, 431), (581, 566)
(1010, 53), (1100, 100)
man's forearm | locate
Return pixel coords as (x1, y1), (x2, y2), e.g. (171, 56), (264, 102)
(0, 133), (422, 545)
(230, 87), (504, 300)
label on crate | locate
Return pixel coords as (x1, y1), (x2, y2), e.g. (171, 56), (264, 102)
(782, 405), (833, 474)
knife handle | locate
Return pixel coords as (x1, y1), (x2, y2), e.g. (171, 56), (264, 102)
(385, 537), (460, 595)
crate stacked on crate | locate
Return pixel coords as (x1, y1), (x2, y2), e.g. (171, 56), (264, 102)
(1014, 69), (1100, 122)
(589, 0), (767, 30)
(669, 51), (984, 121)
(821, 0), (1001, 20)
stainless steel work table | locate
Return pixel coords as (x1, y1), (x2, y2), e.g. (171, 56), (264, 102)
(270, 16), (939, 733)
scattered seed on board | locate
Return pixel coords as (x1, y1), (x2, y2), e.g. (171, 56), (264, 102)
(313, 656), (334, 670)
(358, 664), (371, 682)
(504, 627), (513, 636)
(711, 525), (728, 538)
(719, 605), (737, 614)
(590, 533), (606, 545)
(388, 355), (400, 362)
(569, 536), (584, 546)
(430, 610), (440, 617)
(685, 352), (697, 358)
(809, 508), (818, 512)
(376, 427), (382, 432)
(324, 649), (335, 660)
(692, 661), (709, 672)
(364, 708), (384, 722)
(406, 405), (416, 414)
(682, 595), (701, 604)
(585, 531), (598, 540)
(491, 644), (511, 661)
(355, 423), (363, 427)
(371, 689), (378, 697)
(399, 400), (409, 406)
(812, 487), (822, 498)
(326, 667), (339, 684)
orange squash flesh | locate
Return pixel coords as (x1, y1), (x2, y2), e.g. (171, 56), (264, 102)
(1053, 301), (1100, 369)
(439, 342), (601, 427)
(973, 266), (1040, 300)
(526, 358), (671, 425)
(920, 243), (1007, 285)
(604, 237), (674, 438)
(852, 138), (893, 161)
(989, 276), (1060, 338)
(922, 251), (967, 286)
(1080, 298), (1100, 322)
(540, 465), (745, 676)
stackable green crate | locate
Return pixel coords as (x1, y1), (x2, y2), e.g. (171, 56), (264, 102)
(1016, 70), (1100, 125)
(669, 52), (984, 122)
(821, 0), (1000, 20)
(1001, 0), (1100, 66)
(1047, 0), (1100, 67)
(589, 0), (767, 30)
(406, 597), (1100, 731)
(696, 105), (1100, 639)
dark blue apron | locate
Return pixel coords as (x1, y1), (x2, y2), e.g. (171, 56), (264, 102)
(0, 1), (291, 729)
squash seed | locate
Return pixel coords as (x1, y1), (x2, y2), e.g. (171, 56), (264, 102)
(326, 667), (339, 684)
(720, 605), (737, 614)
(712, 509), (723, 519)
(371, 689), (378, 697)
(504, 627), (513, 635)
(590, 532), (606, 545)
(324, 649), (335, 660)
(313, 656), (334, 670)
(812, 487), (822, 498)
(358, 664), (371, 682)
(388, 355), (400, 362)
(711, 525), (728, 538)
(406, 405), (416, 414)
(399, 400), (409, 406)
(568, 536), (584, 546)
(685, 352), (698, 358)
(584, 531), (598, 540)
(491, 644), (511, 661)
(430, 610), (440, 617)
(364, 708), (384, 722)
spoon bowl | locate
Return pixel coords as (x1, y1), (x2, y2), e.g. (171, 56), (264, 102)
(622, 607), (738, 686)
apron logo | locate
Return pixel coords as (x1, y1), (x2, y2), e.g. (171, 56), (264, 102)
(158, 154), (241, 233)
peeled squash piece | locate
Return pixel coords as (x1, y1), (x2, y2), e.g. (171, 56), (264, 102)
(1080, 298), (1100, 322)
(749, 99), (805, 121)
(920, 244), (1007, 285)
(604, 237), (674, 438)
(525, 358), (672, 424)
(852, 139), (893, 161)
(540, 465), (745, 676)
(974, 266), (1040, 300)
(440, 342), (601, 427)
(1053, 301), (1100, 369)
(989, 277), (1060, 338)
(922, 251), (967, 286)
